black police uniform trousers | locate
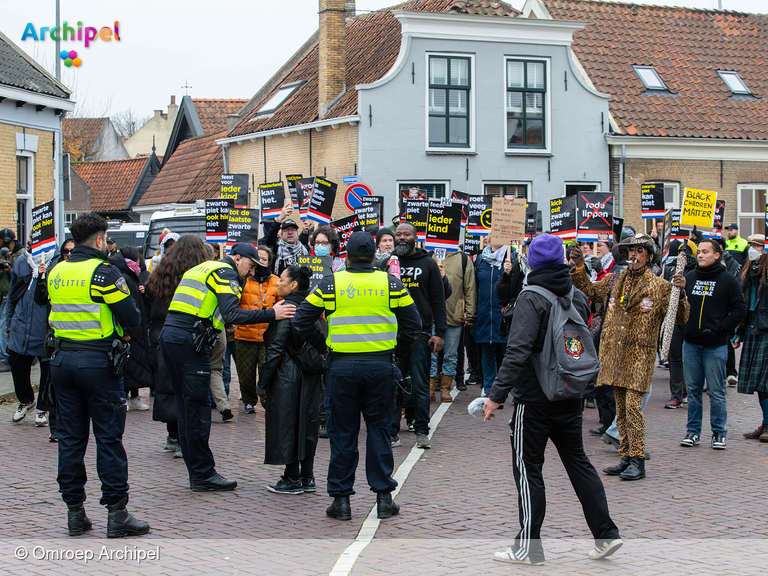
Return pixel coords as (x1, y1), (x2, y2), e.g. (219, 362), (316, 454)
(51, 350), (129, 506)
(325, 358), (398, 497)
(508, 400), (619, 563)
(160, 325), (217, 481)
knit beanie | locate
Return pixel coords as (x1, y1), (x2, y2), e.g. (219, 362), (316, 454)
(527, 234), (564, 270)
(376, 227), (395, 247)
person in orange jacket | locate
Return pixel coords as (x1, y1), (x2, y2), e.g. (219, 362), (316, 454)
(234, 245), (281, 413)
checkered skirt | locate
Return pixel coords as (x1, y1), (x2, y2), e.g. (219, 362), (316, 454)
(737, 329), (768, 394)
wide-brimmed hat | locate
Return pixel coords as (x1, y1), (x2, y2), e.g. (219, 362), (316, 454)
(618, 233), (660, 264)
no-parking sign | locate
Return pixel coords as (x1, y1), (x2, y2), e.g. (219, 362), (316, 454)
(343, 183), (374, 212)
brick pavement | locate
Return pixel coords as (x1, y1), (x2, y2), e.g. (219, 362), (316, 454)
(0, 364), (767, 575)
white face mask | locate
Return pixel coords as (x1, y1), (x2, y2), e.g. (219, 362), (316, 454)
(749, 247), (762, 261)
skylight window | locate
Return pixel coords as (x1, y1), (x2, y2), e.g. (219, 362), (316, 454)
(717, 71), (751, 95)
(257, 83), (302, 114)
(633, 66), (666, 90)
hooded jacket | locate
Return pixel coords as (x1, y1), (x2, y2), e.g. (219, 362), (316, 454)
(683, 261), (746, 347)
(436, 251), (477, 326)
(7, 251), (48, 357)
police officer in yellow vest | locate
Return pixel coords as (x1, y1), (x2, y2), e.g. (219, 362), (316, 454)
(294, 232), (421, 520)
(161, 242), (295, 491)
(47, 213), (149, 538)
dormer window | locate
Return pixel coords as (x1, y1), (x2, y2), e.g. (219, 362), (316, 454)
(257, 82), (302, 114)
(633, 66), (666, 90)
(717, 71), (751, 95)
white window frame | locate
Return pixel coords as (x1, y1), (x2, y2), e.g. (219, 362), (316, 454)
(504, 56), (551, 155)
(633, 65), (666, 90)
(564, 182), (600, 196)
(737, 183), (768, 237)
(16, 152), (34, 244)
(425, 52), (476, 153)
(396, 180), (450, 200)
(483, 182), (530, 199)
(717, 71), (751, 95)
(257, 81), (303, 114)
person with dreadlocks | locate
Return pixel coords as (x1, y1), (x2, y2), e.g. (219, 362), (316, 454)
(570, 234), (689, 481)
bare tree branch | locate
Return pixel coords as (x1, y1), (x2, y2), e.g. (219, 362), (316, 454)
(111, 109), (151, 140)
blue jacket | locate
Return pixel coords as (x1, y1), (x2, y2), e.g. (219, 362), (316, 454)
(7, 253), (48, 357)
(475, 251), (512, 345)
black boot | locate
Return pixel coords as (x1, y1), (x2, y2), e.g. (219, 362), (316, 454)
(106, 496), (150, 538)
(619, 458), (646, 481)
(376, 492), (400, 519)
(326, 496), (352, 521)
(66, 501), (92, 536)
(603, 458), (631, 476)
(191, 473), (237, 492)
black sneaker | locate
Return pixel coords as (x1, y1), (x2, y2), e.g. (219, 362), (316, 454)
(680, 433), (700, 447)
(711, 432), (726, 450)
(267, 476), (303, 495)
(301, 477), (316, 492)
(221, 409), (234, 421)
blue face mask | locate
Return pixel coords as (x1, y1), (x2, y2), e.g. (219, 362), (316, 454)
(315, 245), (330, 257)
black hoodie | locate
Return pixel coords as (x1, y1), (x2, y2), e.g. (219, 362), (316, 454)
(490, 264), (590, 405)
(683, 261), (746, 347)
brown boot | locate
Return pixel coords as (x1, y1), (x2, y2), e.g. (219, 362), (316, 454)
(429, 377), (436, 403)
(744, 425), (765, 439)
(440, 374), (454, 403)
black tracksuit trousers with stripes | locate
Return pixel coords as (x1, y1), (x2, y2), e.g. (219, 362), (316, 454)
(508, 400), (620, 562)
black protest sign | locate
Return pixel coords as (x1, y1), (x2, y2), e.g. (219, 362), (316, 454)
(30, 201), (55, 256)
(464, 235), (481, 256)
(405, 198), (430, 241)
(550, 196), (577, 241)
(671, 209), (689, 240)
(355, 195), (383, 228)
(286, 174), (303, 210)
(704, 200), (726, 239)
(425, 200), (462, 253)
(259, 182), (285, 220)
(577, 193), (614, 242)
(227, 207), (259, 244)
(206, 198), (232, 244)
(331, 214), (363, 257)
(400, 187), (426, 221)
(452, 190), (469, 227)
(466, 195), (493, 236)
(220, 174), (249, 208)
(308, 177), (337, 225)
(296, 177), (315, 220)
(612, 216), (624, 242)
(641, 183), (665, 219)
(661, 209), (673, 265)
(525, 202), (538, 236)
(297, 255), (333, 290)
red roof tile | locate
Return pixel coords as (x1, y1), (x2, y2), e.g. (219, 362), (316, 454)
(138, 132), (224, 206)
(228, 0), (517, 137)
(74, 157), (148, 212)
(543, 0), (768, 140)
(190, 99), (248, 133)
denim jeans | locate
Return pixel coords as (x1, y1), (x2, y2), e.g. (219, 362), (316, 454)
(392, 333), (431, 436)
(606, 386), (651, 439)
(683, 342), (727, 436)
(0, 298), (8, 361)
(480, 343), (505, 394)
(430, 325), (462, 378)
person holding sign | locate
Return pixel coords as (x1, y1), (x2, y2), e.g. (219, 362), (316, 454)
(570, 234), (689, 481)
(161, 243), (297, 492)
(265, 200), (310, 276)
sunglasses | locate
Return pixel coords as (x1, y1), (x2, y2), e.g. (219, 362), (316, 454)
(61, 249), (72, 255)
(627, 246), (646, 254)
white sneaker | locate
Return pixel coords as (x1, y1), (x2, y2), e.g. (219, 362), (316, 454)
(589, 538), (623, 560)
(35, 411), (48, 427)
(726, 375), (737, 387)
(12, 402), (35, 423)
(127, 397), (149, 411)
(492, 547), (544, 565)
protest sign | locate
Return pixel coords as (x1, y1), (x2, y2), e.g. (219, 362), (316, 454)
(641, 183), (665, 219)
(463, 235), (481, 256)
(330, 214), (362, 257)
(577, 193), (614, 242)
(400, 187), (426, 222)
(286, 174), (303, 210)
(405, 198), (430, 242)
(30, 201), (56, 256)
(466, 195), (493, 236)
(451, 190), (469, 228)
(670, 209), (689, 240)
(612, 216), (624, 242)
(227, 207), (259, 245)
(297, 255), (333, 289)
(307, 177), (337, 225)
(259, 181), (285, 220)
(661, 209), (673, 265)
(220, 174), (248, 208)
(680, 188), (717, 231)
(703, 200), (726, 239)
(355, 195), (383, 228)
(489, 197), (526, 244)
(425, 200), (462, 252)
(206, 198), (232, 243)
(550, 196), (577, 241)
(296, 177), (315, 220)
(525, 201), (538, 238)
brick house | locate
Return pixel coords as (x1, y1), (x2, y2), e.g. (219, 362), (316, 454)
(0, 30), (75, 242)
(525, 0), (768, 236)
(63, 117), (129, 162)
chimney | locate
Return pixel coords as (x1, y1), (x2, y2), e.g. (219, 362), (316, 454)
(170, 95), (176, 105)
(318, 0), (347, 119)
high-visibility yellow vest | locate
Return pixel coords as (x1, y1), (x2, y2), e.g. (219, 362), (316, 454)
(168, 261), (232, 330)
(327, 270), (398, 353)
(726, 236), (748, 252)
(48, 258), (123, 341)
